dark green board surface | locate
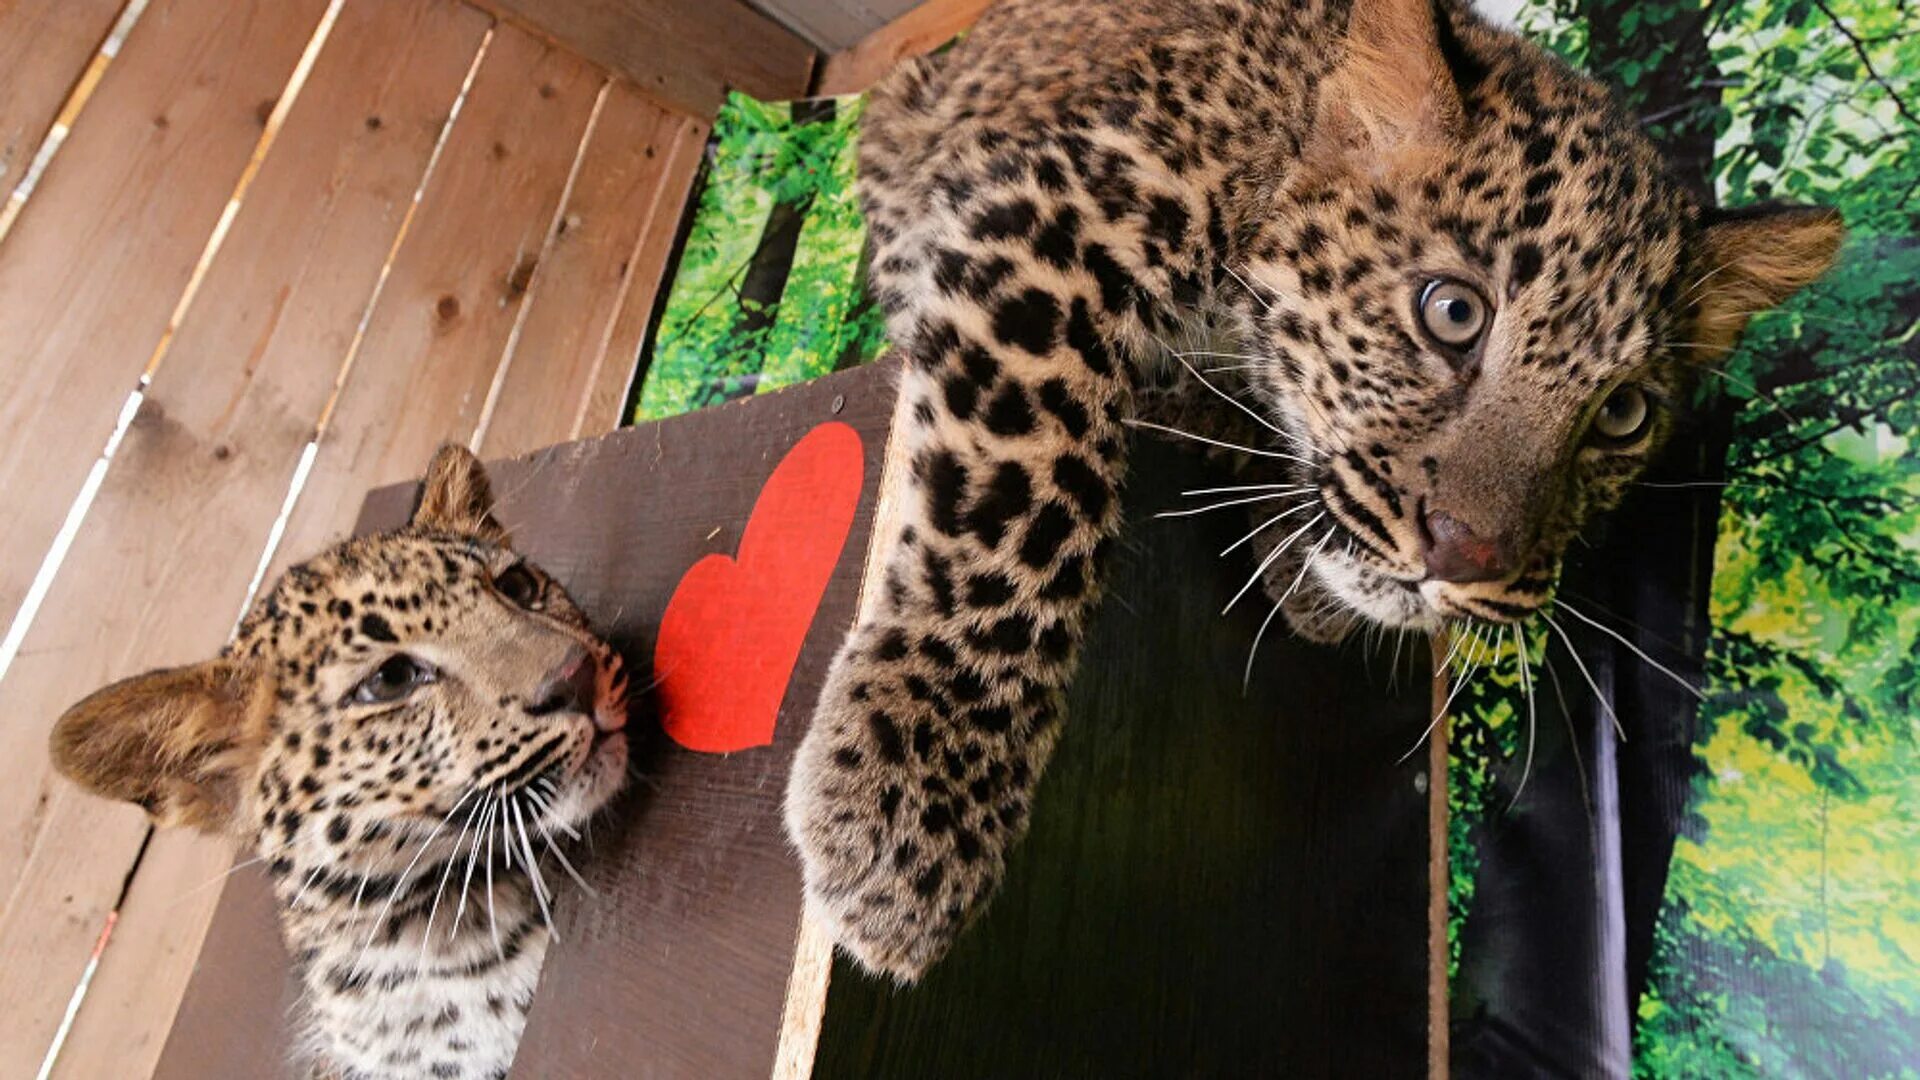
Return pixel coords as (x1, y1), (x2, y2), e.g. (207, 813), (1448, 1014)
(812, 439), (1433, 1079)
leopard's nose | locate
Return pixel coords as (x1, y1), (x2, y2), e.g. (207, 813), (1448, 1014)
(1420, 508), (1517, 584)
(526, 647), (597, 717)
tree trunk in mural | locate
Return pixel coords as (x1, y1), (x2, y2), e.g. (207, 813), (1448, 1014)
(1588, 0), (1732, 1015)
(697, 98), (834, 408)
(1451, 0), (1729, 1073)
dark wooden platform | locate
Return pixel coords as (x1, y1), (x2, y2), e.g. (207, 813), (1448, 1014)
(814, 437), (1433, 1079)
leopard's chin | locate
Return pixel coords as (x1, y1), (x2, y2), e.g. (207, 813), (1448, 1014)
(1311, 547), (1438, 634)
(1292, 546), (1551, 642)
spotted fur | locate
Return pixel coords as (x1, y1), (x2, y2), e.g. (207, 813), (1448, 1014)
(50, 446), (631, 1080)
(786, 0), (1842, 981)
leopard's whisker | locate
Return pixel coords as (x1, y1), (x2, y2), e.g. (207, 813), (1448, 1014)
(1432, 622), (1491, 722)
(485, 795), (502, 957)
(419, 795), (487, 966)
(1123, 418), (1309, 462)
(1223, 511), (1326, 614)
(1555, 599), (1703, 701)
(1223, 261), (1278, 313)
(1541, 654), (1595, 822)
(1219, 500), (1321, 557)
(352, 784), (477, 975)
(1397, 623), (1477, 764)
(451, 798), (494, 942)
(1701, 365), (1804, 429)
(524, 792), (595, 897)
(512, 797), (559, 941)
(1182, 481), (1312, 497)
(1167, 346), (1272, 363)
(1242, 527), (1335, 690)
(180, 838), (297, 902)
(1156, 490), (1313, 518)
(1439, 624), (1467, 671)
(1543, 611), (1627, 741)
(524, 784), (581, 841)
(288, 865), (325, 913)
(1508, 626), (1537, 812)
(1156, 340), (1316, 454)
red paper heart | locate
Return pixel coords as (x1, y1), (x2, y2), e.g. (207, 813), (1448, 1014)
(655, 422), (864, 753)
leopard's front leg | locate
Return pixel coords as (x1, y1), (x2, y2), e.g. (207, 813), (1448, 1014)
(784, 218), (1147, 980)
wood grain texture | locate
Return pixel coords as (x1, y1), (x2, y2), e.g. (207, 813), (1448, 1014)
(576, 115), (710, 437)
(1428, 633), (1452, 1080)
(506, 361), (896, 1078)
(750, 0), (924, 52)
(0, 0), (329, 636)
(478, 83), (693, 457)
(812, 439), (1432, 1078)
(812, 0), (991, 97)
(17, 5), (494, 1075)
(263, 20), (601, 588)
(151, 857), (300, 1080)
(0, 0), (125, 188)
(467, 0), (815, 116)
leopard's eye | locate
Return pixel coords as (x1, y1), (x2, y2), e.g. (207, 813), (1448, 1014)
(494, 563), (540, 608)
(1591, 385), (1652, 446)
(1417, 279), (1489, 350)
(350, 655), (434, 705)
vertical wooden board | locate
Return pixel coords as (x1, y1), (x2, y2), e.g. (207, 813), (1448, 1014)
(576, 115), (710, 437)
(13, 5), (494, 1076)
(481, 362), (898, 1077)
(150, 859), (299, 1080)
(0, 0), (126, 187)
(477, 83), (684, 457)
(0, 0), (330, 633)
(469, 0), (814, 116)
(263, 22), (602, 586)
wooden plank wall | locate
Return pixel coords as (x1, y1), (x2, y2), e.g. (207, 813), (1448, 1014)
(0, 0), (793, 1072)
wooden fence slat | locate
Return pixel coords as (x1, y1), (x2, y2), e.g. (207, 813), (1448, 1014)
(468, 0), (814, 117)
(479, 84), (695, 457)
(576, 115), (710, 437)
(264, 22), (603, 590)
(7, 4), (495, 1074)
(0, 0), (126, 189)
(812, 0), (991, 97)
(0, 0), (330, 636)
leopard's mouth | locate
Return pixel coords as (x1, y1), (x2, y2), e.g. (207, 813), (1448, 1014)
(1309, 522), (1553, 632)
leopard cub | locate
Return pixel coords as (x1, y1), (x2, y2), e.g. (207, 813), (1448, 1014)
(51, 445), (630, 1080)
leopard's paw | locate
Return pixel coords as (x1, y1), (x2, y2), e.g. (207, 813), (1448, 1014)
(784, 624), (1048, 982)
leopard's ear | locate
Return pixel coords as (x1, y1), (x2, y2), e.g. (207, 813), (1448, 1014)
(1685, 203), (1846, 362)
(50, 660), (270, 833)
(412, 443), (509, 544)
(1305, 0), (1465, 175)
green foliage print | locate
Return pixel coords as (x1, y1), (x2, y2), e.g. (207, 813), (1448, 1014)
(1638, 0), (1920, 1072)
(634, 92), (888, 422)
(1450, 0), (1920, 1073)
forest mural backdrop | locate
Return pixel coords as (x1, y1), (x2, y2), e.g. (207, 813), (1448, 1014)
(630, 1), (1916, 1073)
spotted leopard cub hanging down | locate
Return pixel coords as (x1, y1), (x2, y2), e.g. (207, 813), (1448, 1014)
(787, 0), (1843, 980)
(51, 446), (630, 1080)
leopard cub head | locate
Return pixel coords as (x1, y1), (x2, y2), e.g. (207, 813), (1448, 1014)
(1236, 0), (1844, 631)
(49, 444), (631, 883)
